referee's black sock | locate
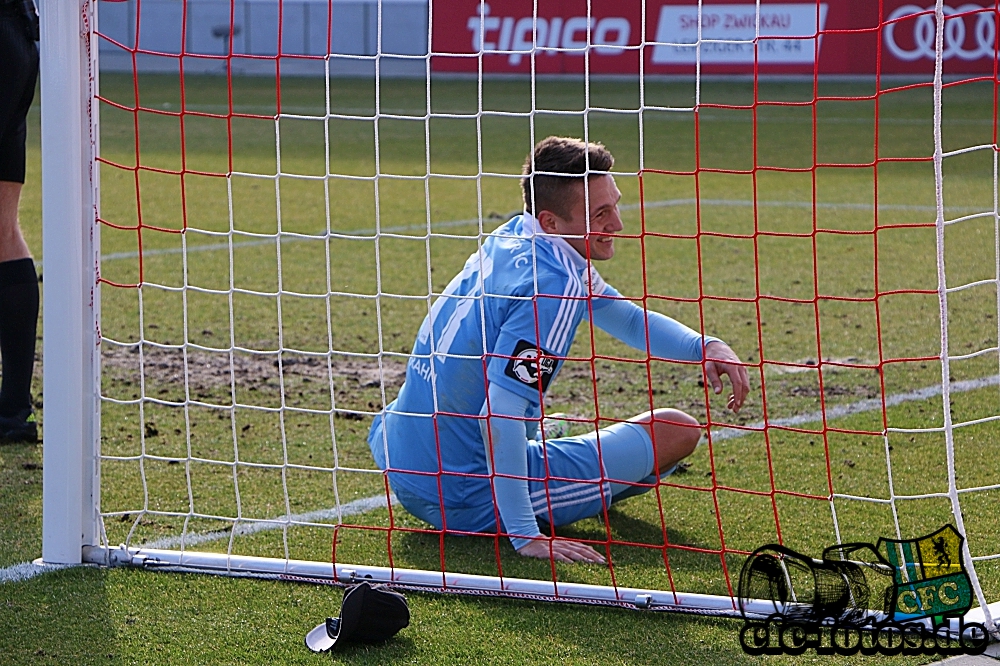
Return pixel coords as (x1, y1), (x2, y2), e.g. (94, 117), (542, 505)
(0, 257), (39, 418)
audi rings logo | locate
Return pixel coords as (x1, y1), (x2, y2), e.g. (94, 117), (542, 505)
(885, 4), (997, 61)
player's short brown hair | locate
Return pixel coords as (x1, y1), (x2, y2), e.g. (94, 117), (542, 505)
(521, 137), (614, 221)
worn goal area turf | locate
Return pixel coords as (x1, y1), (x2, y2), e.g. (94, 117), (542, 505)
(2, 75), (997, 665)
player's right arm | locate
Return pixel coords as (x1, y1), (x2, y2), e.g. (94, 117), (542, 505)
(481, 381), (605, 564)
(589, 296), (749, 412)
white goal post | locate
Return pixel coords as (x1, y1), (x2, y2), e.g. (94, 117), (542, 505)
(40, 0), (101, 566)
(38, 0), (1000, 631)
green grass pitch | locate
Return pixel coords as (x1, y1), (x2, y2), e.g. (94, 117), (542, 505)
(2, 73), (999, 664)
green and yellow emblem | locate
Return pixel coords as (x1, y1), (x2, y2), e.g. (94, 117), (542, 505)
(878, 524), (973, 622)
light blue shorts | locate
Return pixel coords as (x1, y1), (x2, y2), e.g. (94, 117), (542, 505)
(391, 419), (665, 531)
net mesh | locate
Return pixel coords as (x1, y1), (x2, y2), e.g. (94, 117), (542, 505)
(90, 0), (1000, 618)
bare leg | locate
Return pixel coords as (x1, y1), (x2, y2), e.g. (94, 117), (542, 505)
(0, 181), (31, 262)
(628, 408), (701, 475)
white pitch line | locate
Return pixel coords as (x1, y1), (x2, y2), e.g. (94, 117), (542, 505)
(98, 198), (988, 262)
(149, 104), (996, 128)
(709, 373), (1000, 442)
(0, 561), (73, 584)
(98, 215), (503, 262)
(139, 492), (398, 551)
(5, 374), (998, 584)
(0, 493), (398, 584)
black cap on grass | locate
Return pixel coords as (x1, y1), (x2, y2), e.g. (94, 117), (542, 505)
(304, 582), (410, 652)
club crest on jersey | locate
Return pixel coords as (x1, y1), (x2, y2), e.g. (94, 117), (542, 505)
(505, 340), (556, 391)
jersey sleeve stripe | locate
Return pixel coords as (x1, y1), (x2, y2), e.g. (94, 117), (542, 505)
(554, 276), (582, 353)
(545, 277), (579, 353)
(545, 249), (584, 354)
(546, 248), (573, 334)
(545, 280), (574, 350)
(552, 285), (580, 354)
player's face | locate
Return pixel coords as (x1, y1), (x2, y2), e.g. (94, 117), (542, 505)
(556, 175), (623, 261)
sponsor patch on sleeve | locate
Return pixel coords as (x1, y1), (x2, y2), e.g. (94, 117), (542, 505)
(504, 339), (557, 392)
(585, 265), (610, 295)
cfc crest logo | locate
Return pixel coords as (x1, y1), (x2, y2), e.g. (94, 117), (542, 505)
(504, 340), (556, 391)
(880, 524), (972, 621)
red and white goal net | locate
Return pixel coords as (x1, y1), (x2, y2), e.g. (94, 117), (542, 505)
(40, 0), (1000, 626)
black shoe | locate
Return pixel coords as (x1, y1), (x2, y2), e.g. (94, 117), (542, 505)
(0, 410), (37, 443)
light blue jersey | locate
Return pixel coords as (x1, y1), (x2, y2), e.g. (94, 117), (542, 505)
(368, 213), (619, 525)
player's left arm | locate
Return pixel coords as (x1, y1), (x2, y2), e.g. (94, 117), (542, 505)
(589, 297), (749, 412)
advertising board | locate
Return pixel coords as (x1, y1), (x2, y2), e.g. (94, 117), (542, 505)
(431, 0), (998, 75)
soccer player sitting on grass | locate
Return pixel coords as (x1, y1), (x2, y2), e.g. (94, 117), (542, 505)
(369, 136), (749, 564)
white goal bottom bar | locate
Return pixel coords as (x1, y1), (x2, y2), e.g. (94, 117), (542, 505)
(81, 545), (1000, 636)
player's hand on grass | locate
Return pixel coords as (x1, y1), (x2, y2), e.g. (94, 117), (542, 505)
(517, 538), (606, 564)
(704, 341), (750, 413)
